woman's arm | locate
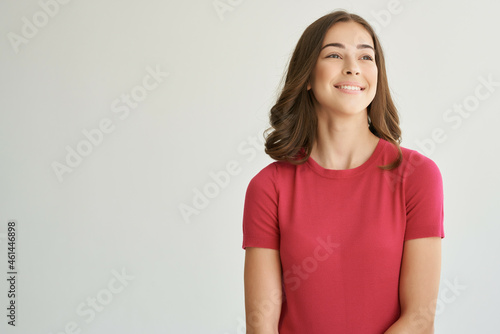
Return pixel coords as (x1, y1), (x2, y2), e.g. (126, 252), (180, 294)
(244, 247), (283, 334)
(384, 237), (442, 334)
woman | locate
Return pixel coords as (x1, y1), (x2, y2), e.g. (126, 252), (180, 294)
(242, 9), (445, 334)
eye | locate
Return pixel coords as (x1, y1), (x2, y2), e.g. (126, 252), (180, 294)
(326, 53), (341, 59)
(326, 53), (374, 61)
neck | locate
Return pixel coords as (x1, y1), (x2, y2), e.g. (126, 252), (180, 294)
(310, 109), (379, 170)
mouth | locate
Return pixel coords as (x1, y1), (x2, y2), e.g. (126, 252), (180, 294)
(334, 85), (365, 91)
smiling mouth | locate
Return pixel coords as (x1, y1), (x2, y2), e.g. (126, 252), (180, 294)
(334, 85), (364, 91)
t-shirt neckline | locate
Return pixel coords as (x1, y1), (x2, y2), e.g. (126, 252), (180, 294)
(305, 137), (385, 179)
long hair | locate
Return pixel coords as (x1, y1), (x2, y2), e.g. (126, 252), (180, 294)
(264, 9), (402, 170)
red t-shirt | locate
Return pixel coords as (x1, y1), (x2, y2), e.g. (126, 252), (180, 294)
(241, 137), (445, 333)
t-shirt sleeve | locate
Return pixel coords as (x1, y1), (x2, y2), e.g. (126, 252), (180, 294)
(241, 163), (280, 250)
(404, 151), (445, 241)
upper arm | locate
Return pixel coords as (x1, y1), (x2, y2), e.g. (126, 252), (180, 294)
(242, 163), (280, 250)
(404, 152), (445, 241)
(398, 237), (442, 333)
(244, 247), (282, 334)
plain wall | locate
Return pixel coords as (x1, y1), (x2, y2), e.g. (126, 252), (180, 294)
(0, 0), (499, 333)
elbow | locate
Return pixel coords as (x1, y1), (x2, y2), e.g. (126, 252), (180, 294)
(245, 322), (279, 334)
(246, 329), (279, 334)
(403, 310), (436, 334)
(418, 323), (435, 334)
(245, 309), (280, 334)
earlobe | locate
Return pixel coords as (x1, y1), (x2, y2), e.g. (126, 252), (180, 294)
(307, 83), (311, 91)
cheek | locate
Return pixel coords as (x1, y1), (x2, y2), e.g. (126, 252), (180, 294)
(368, 66), (378, 84)
(313, 70), (328, 85)
(314, 64), (337, 84)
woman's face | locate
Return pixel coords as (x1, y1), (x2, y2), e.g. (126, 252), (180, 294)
(307, 21), (378, 117)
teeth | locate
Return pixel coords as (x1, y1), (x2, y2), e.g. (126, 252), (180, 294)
(337, 85), (361, 91)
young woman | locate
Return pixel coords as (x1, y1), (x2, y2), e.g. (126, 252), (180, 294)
(242, 10), (445, 334)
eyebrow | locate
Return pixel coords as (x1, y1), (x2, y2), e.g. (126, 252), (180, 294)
(321, 42), (374, 51)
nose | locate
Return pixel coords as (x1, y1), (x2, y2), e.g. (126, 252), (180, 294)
(343, 58), (360, 75)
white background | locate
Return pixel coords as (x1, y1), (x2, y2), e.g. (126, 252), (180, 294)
(0, 0), (499, 333)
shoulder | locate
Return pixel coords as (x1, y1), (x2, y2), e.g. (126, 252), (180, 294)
(399, 146), (442, 181)
(377, 139), (440, 177)
(398, 146), (445, 239)
(248, 159), (296, 183)
(246, 161), (279, 194)
(398, 146), (443, 197)
(243, 162), (284, 209)
(249, 161), (278, 182)
(246, 159), (298, 198)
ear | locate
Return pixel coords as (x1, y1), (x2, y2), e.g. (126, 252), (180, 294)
(307, 82), (311, 90)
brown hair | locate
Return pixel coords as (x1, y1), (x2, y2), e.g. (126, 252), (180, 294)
(263, 9), (402, 170)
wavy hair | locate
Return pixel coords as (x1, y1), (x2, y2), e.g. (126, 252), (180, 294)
(264, 9), (402, 170)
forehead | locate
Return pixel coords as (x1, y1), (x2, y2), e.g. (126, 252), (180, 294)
(322, 21), (373, 47)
